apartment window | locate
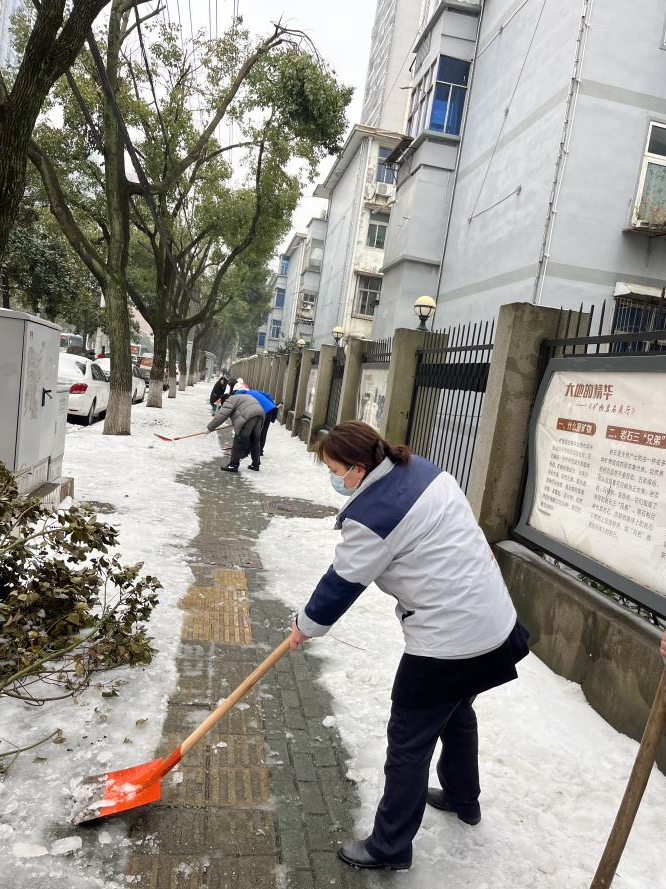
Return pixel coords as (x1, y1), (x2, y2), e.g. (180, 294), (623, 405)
(354, 275), (382, 318)
(305, 238), (325, 269)
(257, 332), (266, 348)
(279, 256), (290, 275)
(270, 320), (281, 339)
(430, 56), (470, 135)
(633, 122), (666, 227)
(408, 61), (435, 137)
(275, 287), (285, 308)
(366, 211), (390, 249)
(376, 147), (396, 185)
(301, 292), (316, 309)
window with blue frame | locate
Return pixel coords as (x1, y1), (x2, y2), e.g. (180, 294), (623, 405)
(429, 56), (470, 136)
(270, 320), (281, 339)
(376, 147), (396, 184)
(279, 256), (290, 275)
(257, 332), (266, 348)
(275, 288), (285, 308)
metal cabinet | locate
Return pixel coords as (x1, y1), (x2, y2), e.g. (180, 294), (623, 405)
(0, 308), (61, 493)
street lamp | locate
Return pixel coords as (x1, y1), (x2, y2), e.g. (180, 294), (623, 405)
(296, 338), (306, 350)
(332, 326), (344, 345)
(414, 295), (436, 331)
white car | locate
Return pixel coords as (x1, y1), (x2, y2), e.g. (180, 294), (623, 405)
(95, 357), (146, 403)
(58, 353), (110, 425)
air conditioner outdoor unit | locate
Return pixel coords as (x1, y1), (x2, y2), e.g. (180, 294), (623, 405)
(375, 182), (393, 197)
(364, 183), (376, 200)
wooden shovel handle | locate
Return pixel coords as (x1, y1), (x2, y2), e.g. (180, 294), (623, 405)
(180, 638), (292, 756)
(174, 432), (206, 441)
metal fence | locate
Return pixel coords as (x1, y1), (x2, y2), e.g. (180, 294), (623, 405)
(406, 320), (495, 492)
(325, 352), (345, 429)
(362, 337), (392, 366)
(539, 296), (666, 374)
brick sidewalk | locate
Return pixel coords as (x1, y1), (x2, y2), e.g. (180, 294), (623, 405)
(123, 442), (374, 889)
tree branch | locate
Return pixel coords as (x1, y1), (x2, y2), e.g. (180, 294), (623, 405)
(27, 139), (108, 289)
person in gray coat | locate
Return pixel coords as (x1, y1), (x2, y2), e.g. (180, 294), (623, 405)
(206, 388), (265, 472)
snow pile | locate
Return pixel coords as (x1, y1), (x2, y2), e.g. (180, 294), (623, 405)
(249, 441), (666, 889)
(1, 384), (215, 888)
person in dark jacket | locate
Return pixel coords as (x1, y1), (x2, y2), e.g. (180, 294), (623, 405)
(206, 386), (264, 472)
(288, 421), (529, 872)
(209, 376), (229, 414)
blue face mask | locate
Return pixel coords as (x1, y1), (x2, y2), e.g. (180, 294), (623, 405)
(330, 466), (356, 496)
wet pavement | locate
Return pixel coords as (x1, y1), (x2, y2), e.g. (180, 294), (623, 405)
(122, 434), (375, 889)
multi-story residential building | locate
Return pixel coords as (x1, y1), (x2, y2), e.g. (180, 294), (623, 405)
(361, 0), (423, 131)
(374, 0), (666, 336)
(372, 0), (481, 335)
(0, 0), (23, 67)
(311, 126), (405, 347)
(280, 217), (328, 345)
(256, 257), (288, 352)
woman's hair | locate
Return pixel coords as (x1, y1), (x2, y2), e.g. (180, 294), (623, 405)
(315, 420), (411, 473)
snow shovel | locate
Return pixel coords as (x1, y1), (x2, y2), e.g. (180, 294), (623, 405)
(154, 431), (205, 442)
(72, 637), (291, 825)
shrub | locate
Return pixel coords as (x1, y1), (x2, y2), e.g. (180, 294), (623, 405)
(0, 462), (161, 708)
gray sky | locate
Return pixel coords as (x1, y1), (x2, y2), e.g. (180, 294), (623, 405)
(166, 0), (378, 249)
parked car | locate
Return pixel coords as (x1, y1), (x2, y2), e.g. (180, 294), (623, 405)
(94, 358), (146, 403)
(137, 355), (169, 390)
(58, 353), (110, 425)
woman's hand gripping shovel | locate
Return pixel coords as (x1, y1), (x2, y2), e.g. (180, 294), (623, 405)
(72, 637), (291, 825)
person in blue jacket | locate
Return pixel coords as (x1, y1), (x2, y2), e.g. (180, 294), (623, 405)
(288, 420), (529, 872)
(239, 389), (280, 457)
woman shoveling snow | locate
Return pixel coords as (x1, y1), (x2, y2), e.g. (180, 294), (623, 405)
(288, 420), (530, 871)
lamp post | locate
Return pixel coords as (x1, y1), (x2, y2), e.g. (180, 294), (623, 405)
(296, 338), (306, 351)
(414, 295), (436, 331)
(332, 326), (344, 347)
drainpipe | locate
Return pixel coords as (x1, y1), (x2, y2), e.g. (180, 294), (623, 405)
(431, 0), (486, 327)
(533, 0), (594, 305)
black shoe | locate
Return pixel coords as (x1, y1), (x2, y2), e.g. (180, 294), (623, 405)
(337, 839), (411, 871)
(426, 788), (481, 825)
(248, 464), (260, 471)
(221, 464), (239, 473)
(259, 451), (264, 456)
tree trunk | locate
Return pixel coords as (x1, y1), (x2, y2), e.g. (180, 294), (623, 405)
(0, 271), (10, 309)
(167, 332), (177, 399)
(101, 0), (132, 435)
(147, 324), (167, 408)
(177, 329), (188, 392)
(102, 276), (132, 434)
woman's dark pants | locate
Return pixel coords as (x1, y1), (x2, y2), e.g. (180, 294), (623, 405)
(365, 697), (480, 860)
(229, 415), (262, 468)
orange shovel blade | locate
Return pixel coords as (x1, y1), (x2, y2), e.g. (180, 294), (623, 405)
(73, 758), (164, 824)
(154, 433), (174, 442)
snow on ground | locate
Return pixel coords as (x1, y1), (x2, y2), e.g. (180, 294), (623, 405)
(1, 384), (218, 889)
(251, 426), (666, 889)
(241, 422), (346, 508)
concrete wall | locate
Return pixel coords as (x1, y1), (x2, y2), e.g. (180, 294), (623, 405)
(496, 540), (666, 774)
(434, 0), (666, 328)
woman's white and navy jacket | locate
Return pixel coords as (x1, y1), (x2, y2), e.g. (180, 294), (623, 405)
(296, 456), (517, 659)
